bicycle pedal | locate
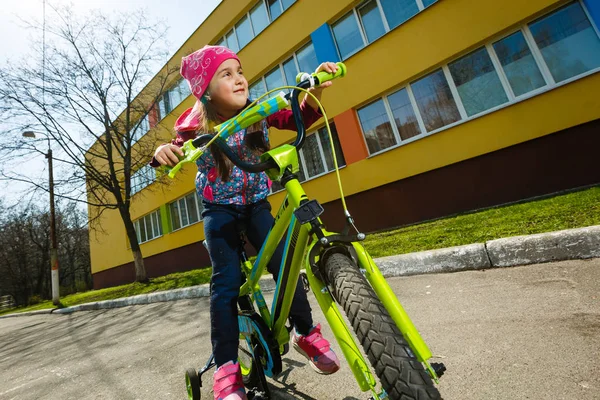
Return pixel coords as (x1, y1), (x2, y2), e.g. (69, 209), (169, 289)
(431, 362), (447, 378)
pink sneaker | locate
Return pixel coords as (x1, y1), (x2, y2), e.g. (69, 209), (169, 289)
(292, 324), (340, 375)
(213, 361), (247, 400)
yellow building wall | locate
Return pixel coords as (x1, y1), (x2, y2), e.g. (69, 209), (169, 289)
(90, 0), (600, 274)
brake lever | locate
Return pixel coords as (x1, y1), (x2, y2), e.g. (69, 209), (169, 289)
(160, 139), (207, 179)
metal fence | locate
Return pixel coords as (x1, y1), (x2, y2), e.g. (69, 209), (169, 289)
(0, 295), (16, 310)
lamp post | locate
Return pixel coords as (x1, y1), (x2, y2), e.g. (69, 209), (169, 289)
(22, 131), (60, 305)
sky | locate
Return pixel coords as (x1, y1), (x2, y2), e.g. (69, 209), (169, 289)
(0, 0), (222, 208)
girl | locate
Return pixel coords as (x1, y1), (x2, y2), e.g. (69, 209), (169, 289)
(152, 45), (340, 400)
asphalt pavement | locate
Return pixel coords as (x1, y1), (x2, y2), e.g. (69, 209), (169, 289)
(1, 258), (599, 400)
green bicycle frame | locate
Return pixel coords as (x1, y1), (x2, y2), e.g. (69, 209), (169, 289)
(238, 149), (439, 397)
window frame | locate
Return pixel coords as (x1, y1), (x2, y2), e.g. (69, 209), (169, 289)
(169, 192), (205, 232)
(331, 0), (432, 60)
(269, 123), (346, 194)
(357, 0), (600, 158)
(134, 209), (163, 244)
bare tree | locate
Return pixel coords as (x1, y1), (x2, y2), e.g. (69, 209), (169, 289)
(0, 5), (180, 282)
(0, 201), (91, 306)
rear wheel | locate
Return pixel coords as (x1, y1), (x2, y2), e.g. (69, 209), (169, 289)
(185, 368), (201, 400)
(323, 252), (441, 400)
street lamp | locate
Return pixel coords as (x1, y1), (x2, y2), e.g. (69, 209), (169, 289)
(22, 131), (60, 305)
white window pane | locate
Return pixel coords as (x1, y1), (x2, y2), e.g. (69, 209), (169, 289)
(152, 212), (160, 238)
(281, 0), (295, 10)
(235, 15), (253, 49)
(449, 47), (509, 117)
(145, 215), (153, 240)
(332, 12), (365, 59)
(139, 218), (147, 242)
(297, 158), (307, 182)
(170, 202), (181, 230)
(265, 67), (284, 91)
(179, 198), (189, 227)
(216, 37), (226, 47)
(318, 124), (345, 171)
(493, 31), (546, 97)
(156, 211), (163, 236)
(296, 42), (319, 74)
(135, 221), (141, 244)
(250, 2), (269, 36)
(359, 1), (386, 43)
(411, 69), (461, 132)
(380, 0), (419, 30)
(226, 29), (239, 52)
(529, 3), (600, 83)
(357, 99), (397, 154)
(186, 193), (199, 224)
(422, 0), (438, 7)
(249, 80), (267, 101)
(282, 57), (298, 85)
(178, 78), (191, 98)
(268, 0), (283, 21)
(301, 133), (325, 178)
(387, 88), (422, 140)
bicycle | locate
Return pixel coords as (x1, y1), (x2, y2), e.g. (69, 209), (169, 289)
(164, 62), (446, 400)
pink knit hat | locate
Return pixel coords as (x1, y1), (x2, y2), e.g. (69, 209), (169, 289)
(180, 45), (240, 101)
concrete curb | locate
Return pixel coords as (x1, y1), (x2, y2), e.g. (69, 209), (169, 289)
(2, 225), (599, 319)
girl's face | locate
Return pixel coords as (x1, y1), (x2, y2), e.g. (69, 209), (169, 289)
(207, 58), (248, 118)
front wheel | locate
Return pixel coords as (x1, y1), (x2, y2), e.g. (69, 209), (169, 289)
(323, 253), (441, 400)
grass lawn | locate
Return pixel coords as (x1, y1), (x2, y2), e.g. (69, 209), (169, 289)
(2, 185), (599, 316)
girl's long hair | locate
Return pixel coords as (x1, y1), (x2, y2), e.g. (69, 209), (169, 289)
(197, 98), (269, 181)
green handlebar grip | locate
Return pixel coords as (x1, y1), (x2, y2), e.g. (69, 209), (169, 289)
(213, 92), (289, 139)
(296, 62), (347, 85)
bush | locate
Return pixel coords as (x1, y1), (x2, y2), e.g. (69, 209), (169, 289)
(28, 295), (43, 305)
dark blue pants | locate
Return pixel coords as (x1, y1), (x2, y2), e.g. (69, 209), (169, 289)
(202, 199), (313, 366)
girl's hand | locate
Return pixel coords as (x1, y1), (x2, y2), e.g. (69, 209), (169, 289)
(154, 144), (184, 167)
(306, 62), (338, 110)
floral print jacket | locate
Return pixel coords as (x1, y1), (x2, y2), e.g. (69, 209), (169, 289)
(151, 100), (322, 205)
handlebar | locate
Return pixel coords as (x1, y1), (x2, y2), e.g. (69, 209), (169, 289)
(163, 62), (347, 179)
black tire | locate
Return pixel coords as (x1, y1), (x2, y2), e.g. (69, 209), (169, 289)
(323, 252), (441, 400)
(185, 368), (201, 400)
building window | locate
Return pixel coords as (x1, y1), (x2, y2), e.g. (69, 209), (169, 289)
(235, 15), (253, 49)
(380, 0), (419, 30)
(387, 88), (421, 140)
(528, 2), (600, 83)
(170, 192), (204, 231)
(158, 79), (191, 121)
(357, 1), (600, 157)
(215, 0), (297, 52)
(130, 114), (150, 143)
(134, 209), (162, 244)
(357, 99), (397, 154)
(270, 124), (345, 192)
(249, 42), (318, 100)
(249, 80), (267, 102)
(492, 31), (546, 97)
(131, 164), (156, 195)
(226, 29), (239, 52)
(411, 69), (461, 132)
(332, 11), (365, 59)
(332, 0), (435, 59)
(358, 1), (386, 43)
(265, 66), (285, 91)
(448, 47), (509, 116)
(250, 2), (269, 36)
(267, 0), (283, 20)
